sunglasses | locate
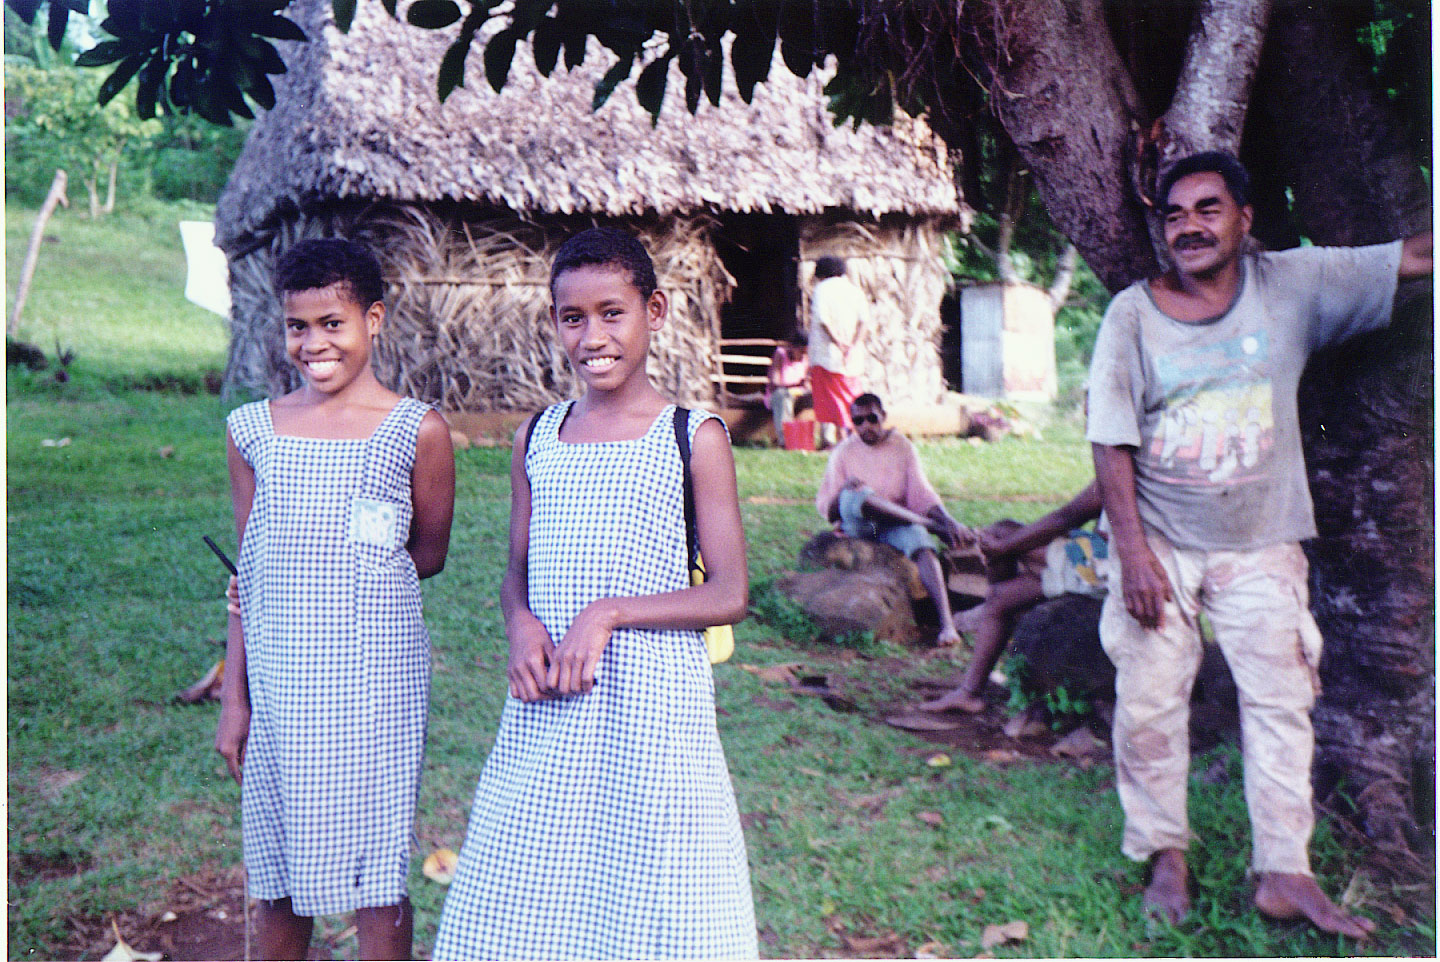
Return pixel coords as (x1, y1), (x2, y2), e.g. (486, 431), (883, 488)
(852, 412), (882, 426)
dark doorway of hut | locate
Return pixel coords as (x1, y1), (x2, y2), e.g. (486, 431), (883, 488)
(712, 214), (801, 442)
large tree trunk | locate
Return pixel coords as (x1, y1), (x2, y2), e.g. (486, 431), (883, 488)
(1253, 0), (1434, 852)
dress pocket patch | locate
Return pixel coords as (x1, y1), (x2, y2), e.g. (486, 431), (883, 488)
(350, 496), (399, 548)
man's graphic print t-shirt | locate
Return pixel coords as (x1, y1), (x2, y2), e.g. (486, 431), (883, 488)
(1149, 330), (1274, 487)
(1086, 241), (1402, 551)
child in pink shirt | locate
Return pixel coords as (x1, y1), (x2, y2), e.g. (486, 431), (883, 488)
(765, 341), (809, 444)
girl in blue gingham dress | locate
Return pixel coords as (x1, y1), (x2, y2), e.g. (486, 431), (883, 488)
(434, 228), (756, 959)
(229, 398), (432, 912)
(217, 238), (454, 960)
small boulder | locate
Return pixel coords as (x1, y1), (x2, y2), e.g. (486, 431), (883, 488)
(799, 531), (924, 600)
(777, 566), (921, 644)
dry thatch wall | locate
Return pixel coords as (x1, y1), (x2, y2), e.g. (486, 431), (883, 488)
(224, 202), (732, 410)
(799, 217), (950, 408)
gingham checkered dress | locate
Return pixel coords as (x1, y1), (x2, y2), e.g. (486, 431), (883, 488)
(433, 403), (757, 960)
(228, 398), (431, 917)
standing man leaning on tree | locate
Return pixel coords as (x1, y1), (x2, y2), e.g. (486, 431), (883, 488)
(1086, 151), (1432, 938)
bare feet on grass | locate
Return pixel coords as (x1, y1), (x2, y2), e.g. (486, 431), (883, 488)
(917, 687), (985, 714)
(1143, 849), (1190, 925)
(935, 625), (962, 647)
(1254, 872), (1375, 939)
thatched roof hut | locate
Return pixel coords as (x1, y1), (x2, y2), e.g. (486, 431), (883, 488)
(216, 0), (966, 412)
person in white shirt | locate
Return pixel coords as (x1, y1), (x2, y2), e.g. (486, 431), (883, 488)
(807, 256), (868, 448)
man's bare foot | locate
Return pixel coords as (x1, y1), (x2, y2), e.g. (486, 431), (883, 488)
(1254, 872), (1375, 939)
(1143, 849), (1190, 925)
(917, 688), (985, 714)
(935, 626), (962, 647)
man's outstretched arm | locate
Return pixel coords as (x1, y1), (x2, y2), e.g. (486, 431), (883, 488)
(980, 481), (1103, 561)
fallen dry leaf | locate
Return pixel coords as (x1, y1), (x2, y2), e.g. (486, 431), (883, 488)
(175, 660), (224, 704)
(916, 810), (944, 827)
(423, 848), (458, 885)
(883, 711), (964, 732)
(926, 752), (952, 768)
(1051, 726), (1106, 759)
(966, 887), (987, 903)
(982, 749), (1021, 765)
(797, 766), (825, 778)
(1003, 714), (1047, 739)
(979, 920), (1028, 949)
(40, 437), (72, 448)
(158, 445), (175, 459)
(843, 787), (904, 815)
(159, 911), (177, 923)
(101, 921), (162, 962)
(915, 939), (952, 958)
(839, 930), (907, 956)
(737, 662), (804, 684)
(977, 813), (1015, 834)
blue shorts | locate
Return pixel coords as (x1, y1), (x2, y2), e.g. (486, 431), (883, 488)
(837, 487), (936, 559)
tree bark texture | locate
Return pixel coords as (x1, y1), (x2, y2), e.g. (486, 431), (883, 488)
(978, 0), (1157, 292)
(1254, 0), (1434, 851)
(9, 169), (68, 338)
(1160, 0), (1272, 162)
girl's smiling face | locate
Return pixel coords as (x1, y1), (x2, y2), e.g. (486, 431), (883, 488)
(283, 282), (383, 395)
(551, 264), (667, 393)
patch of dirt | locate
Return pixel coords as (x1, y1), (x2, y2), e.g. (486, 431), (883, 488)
(51, 866), (353, 961)
(36, 767), (87, 799)
(10, 848), (92, 885)
(878, 676), (1242, 765)
(886, 683), (1076, 762)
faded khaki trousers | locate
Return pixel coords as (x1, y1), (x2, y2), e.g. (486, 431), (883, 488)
(1099, 534), (1324, 875)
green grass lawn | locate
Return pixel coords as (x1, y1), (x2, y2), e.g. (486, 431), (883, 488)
(7, 202), (1433, 959)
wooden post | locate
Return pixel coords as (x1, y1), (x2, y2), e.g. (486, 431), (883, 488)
(9, 169), (69, 338)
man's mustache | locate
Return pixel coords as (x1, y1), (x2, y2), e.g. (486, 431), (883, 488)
(1173, 233), (1216, 251)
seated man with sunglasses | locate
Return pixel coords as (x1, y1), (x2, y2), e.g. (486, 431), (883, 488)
(815, 393), (968, 646)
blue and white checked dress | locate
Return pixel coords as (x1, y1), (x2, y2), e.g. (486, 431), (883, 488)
(228, 398), (432, 917)
(433, 403), (757, 960)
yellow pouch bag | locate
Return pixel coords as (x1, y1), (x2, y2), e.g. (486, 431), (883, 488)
(674, 407), (735, 665)
(691, 556), (736, 664)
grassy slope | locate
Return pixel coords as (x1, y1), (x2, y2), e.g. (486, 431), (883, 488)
(7, 203), (1432, 959)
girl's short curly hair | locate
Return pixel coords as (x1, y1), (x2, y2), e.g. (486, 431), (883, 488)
(274, 237), (385, 308)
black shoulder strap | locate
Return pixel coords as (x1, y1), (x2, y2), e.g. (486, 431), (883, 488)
(673, 406), (698, 567)
(521, 406), (547, 477)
